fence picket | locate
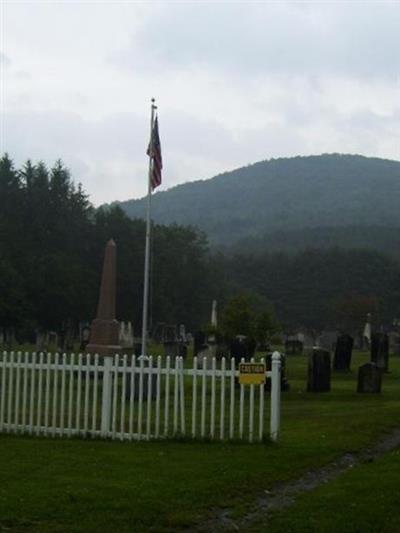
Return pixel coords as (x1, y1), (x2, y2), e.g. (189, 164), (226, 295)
(179, 357), (185, 435)
(60, 353), (66, 436)
(28, 352), (37, 434)
(129, 355), (136, 439)
(201, 357), (207, 438)
(22, 352), (29, 432)
(164, 356), (170, 437)
(155, 356), (161, 438)
(248, 357), (255, 443)
(84, 354), (90, 436)
(146, 356), (153, 439)
(7, 352), (14, 433)
(239, 357), (245, 439)
(137, 356), (144, 439)
(0, 352), (6, 432)
(112, 354), (119, 440)
(44, 352), (51, 434)
(52, 353), (59, 437)
(92, 354), (99, 437)
(35, 352), (44, 435)
(14, 352), (22, 432)
(220, 357), (226, 440)
(173, 356), (179, 435)
(259, 356), (265, 441)
(67, 353), (75, 437)
(229, 357), (235, 439)
(192, 356), (198, 438)
(76, 354), (83, 435)
(120, 354), (127, 440)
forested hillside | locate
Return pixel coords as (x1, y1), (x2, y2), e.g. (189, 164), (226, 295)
(1, 154), (399, 336)
(117, 154), (400, 249)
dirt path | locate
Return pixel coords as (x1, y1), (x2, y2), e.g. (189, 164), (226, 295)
(194, 428), (400, 532)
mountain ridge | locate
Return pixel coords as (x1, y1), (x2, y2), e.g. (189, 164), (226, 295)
(115, 153), (400, 247)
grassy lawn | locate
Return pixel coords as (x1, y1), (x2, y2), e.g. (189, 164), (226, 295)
(0, 350), (399, 532)
(251, 449), (400, 532)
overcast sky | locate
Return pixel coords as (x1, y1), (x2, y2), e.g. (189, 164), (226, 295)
(1, 1), (399, 205)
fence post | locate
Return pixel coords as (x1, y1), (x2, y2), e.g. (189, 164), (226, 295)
(101, 356), (113, 437)
(270, 351), (281, 442)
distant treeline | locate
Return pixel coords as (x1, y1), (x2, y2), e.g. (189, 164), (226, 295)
(0, 155), (224, 335)
(1, 154), (399, 335)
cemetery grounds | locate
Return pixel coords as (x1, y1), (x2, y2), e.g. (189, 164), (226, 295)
(1, 346), (400, 532)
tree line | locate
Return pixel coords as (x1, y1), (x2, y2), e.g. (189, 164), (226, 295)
(0, 155), (225, 339)
(1, 154), (399, 339)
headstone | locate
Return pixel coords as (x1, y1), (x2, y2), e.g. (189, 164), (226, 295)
(285, 339), (303, 355)
(264, 353), (290, 391)
(79, 326), (91, 351)
(119, 321), (134, 349)
(370, 332), (389, 372)
(86, 239), (121, 357)
(307, 348), (331, 392)
(333, 334), (353, 372)
(363, 313), (372, 349)
(388, 331), (400, 355)
(357, 362), (381, 393)
(178, 324), (186, 342)
(230, 337), (250, 364)
(35, 330), (47, 352)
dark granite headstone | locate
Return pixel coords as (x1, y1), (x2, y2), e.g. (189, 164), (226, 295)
(230, 337), (250, 364)
(307, 348), (331, 392)
(194, 331), (207, 357)
(333, 334), (353, 372)
(230, 337), (247, 363)
(371, 332), (389, 372)
(264, 353), (290, 391)
(357, 362), (381, 393)
(285, 340), (303, 355)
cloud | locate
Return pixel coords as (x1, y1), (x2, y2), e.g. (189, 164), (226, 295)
(1, 2), (399, 206)
(113, 2), (400, 80)
(0, 52), (11, 67)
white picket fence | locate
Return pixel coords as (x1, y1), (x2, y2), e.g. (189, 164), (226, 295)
(0, 351), (281, 443)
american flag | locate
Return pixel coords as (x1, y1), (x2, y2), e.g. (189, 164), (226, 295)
(147, 115), (162, 190)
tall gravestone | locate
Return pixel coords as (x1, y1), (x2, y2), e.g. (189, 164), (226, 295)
(333, 334), (353, 372)
(265, 353), (290, 391)
(86, 239), (121, 357)
(371, 332), (389, 372)
(357, 362), (381, 393)
(307, 348), (331, 392)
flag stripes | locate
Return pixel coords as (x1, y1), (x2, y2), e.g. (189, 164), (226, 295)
(147, 115), (162, 190)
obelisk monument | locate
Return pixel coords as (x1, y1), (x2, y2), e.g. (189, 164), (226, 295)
(86, 239), (121, 357)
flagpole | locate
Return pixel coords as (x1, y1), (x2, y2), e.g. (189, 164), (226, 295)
(141, 98), (156, 357)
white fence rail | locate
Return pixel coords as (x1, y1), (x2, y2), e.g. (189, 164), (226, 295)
(0, 351), (281, 443)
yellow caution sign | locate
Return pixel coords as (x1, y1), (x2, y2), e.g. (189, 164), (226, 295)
(239, 363), (266, 385)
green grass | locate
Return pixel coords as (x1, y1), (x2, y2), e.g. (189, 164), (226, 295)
(0, 351), (399, 532)
(251, 449), (400, 532)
